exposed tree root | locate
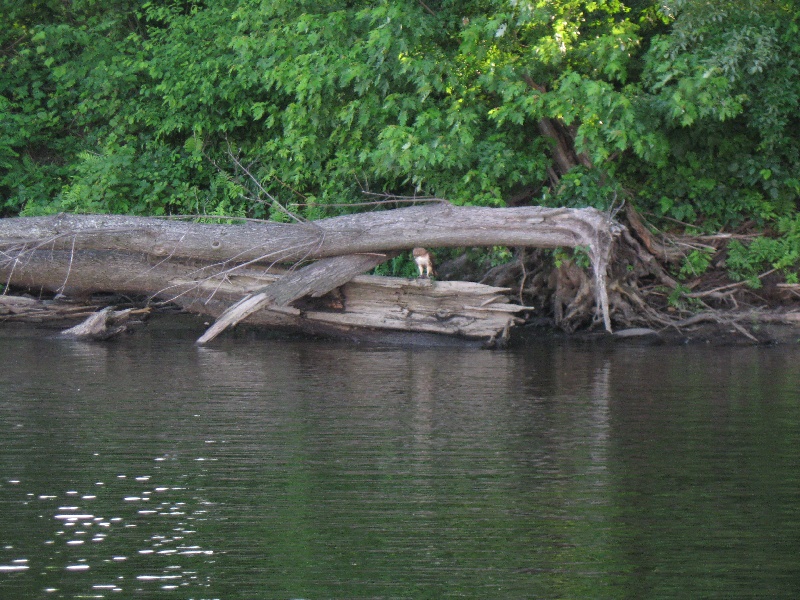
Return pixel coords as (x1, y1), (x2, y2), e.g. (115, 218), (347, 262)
(466, 206), (800, 343)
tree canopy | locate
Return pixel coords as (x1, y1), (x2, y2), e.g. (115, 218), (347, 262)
(2, 0), (799, 283)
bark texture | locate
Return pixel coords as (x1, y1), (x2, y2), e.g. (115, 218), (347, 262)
(0, 204), (617, 261)
(0, 204), (621, 341)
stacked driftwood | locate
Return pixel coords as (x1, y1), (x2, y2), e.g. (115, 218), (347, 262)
(0, 294), (104, 322)
(0, 203), (621, 343)
(175, 268), (527, 345)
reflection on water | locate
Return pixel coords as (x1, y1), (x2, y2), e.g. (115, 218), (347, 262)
(1, 318), (799, 598)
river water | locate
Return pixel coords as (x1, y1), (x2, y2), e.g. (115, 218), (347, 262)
(1, 317), (799, 599)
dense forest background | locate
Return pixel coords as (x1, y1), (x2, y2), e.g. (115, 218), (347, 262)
(2, 0), (799, 288)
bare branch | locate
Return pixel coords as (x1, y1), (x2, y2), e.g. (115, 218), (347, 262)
(418, 0), (436, 16)
(222, 138), (307, 223)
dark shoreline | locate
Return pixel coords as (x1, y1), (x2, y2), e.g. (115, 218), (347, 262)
(4, 303), (799, 348)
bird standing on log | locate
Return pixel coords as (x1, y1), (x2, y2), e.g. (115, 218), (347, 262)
(412, 247), (436, 278)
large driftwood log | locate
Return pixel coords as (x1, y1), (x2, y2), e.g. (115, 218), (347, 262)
(0, 204), (621, 340)
(195, 253), (390, 344)
(0, 250), (526, 341)
(0, 204), (617, 261)
(181, 271), (527, 344)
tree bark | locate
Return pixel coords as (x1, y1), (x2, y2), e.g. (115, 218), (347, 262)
(0, 204), (613, 260)
(521, 75), (593, 179)
(195, 253), (390, 344)
(0, 204), (622, 338)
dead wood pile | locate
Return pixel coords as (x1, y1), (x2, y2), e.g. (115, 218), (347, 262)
(471, 206), (800, 342)
(0, 203), (618, 343)
(4, 203), (794, 344)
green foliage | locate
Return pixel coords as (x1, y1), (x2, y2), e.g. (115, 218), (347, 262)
(726, 215), (800, 288)
(486, 246), (513, 268)
(665, 283), (702, 311)
(372, 253), (420, 279)
(678, 248), (714, 280)
(0, 0), (797, 262)
(50, 138), (207, 215)
(554, 246), (592, 270)
(458, 245), (517, 270)
(630, 0), (800, 231)
(0, 0), (655, 216)
(544, 167), (622, 211)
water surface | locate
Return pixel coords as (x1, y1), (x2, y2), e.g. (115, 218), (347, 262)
(1, 318), (799, 598)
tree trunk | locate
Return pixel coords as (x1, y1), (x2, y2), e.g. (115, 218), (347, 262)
(0, 204), (622, 340)
(520, 75), (593, 180)
(195, 253), (391, 344)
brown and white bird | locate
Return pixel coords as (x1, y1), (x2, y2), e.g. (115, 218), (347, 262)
(412, 247), (436, 278)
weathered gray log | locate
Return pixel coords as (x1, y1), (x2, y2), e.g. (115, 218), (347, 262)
(0, 294), (102, 322)
(0, 204), (617, 261)
(0, 204), (621, 336)
(60, 306), (145, 340)
(0, 248), (525, 340)
(195, 253), (389, 344)
(183, 275), (527, 342)
(321, 276), (527, 341)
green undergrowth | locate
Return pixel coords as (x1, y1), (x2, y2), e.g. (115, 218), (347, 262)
(1, 0), (798, 288)
(725, 215), (800, 288)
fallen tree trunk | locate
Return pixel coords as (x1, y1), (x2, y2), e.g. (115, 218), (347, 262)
(0, 204), (616, 262)
(195, 253), (390, 344)
(0, 250), (526, 342)
(0, 293), (104, 322)
(0, 204), (621, 341)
